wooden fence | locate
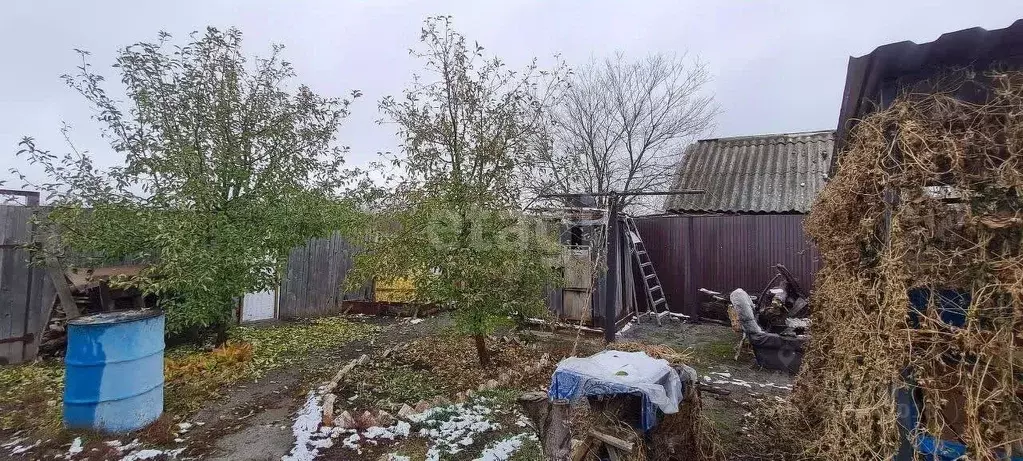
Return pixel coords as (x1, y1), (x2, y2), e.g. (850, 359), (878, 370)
(0, 192), (58, 364)
(277, 232), (371, 319)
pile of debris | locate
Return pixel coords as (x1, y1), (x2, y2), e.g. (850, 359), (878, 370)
(39, 265), (152, 358)
(700, 264), (810, 374)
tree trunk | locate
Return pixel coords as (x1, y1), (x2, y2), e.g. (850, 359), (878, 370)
(473, 334), (491, 367)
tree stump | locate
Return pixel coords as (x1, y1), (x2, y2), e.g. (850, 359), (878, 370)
(518, 391), (571, 460)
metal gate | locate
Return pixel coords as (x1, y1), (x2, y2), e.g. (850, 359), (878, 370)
(0, 190), (57, 365)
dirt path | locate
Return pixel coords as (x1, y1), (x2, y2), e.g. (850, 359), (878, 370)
(183, 315), (444, 460)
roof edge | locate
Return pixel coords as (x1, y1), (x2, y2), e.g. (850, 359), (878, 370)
(696, 129), (835, 144)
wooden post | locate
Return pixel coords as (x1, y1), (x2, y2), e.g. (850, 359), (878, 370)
(97, 281), (115, 312)
(518, 392), (571, 460)
(604, 193), (619, 343)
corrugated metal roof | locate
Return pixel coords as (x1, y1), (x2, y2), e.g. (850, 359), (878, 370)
(832, 19), (1023, 175)
(664, 130), (834, 214)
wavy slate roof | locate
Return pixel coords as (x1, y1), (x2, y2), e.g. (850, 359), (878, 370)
(664, 130), (834, 214)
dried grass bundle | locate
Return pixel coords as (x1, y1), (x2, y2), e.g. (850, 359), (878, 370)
(776, 70), (1023, 460)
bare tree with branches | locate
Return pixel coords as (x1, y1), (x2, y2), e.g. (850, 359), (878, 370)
(530, 52), (717, 211)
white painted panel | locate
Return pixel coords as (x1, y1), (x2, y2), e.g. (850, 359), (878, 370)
(241, 290), (276, 322)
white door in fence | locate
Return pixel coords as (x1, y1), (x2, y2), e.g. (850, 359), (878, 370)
(241, 290), (277, 322)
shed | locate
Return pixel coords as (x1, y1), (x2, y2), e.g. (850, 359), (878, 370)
(632, 131), (832, 318)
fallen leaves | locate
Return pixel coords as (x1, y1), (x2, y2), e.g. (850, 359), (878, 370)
(230, 317), (378, 374)
(0, 363), (64, 434)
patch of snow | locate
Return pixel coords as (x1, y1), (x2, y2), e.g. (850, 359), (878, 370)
(409, 318), (425, 325)
(342, 434), (361, 454)
(702, 374), (792, 391)
(2, 437), (25, 449)
(388, 455), (411, 461)
(120, 448), (185, 461)
(11, 440), (40, 455)
(474, 433), (536, 461)
(412, 400), (501, 456)
(68, 437), (84, 456)
(282, 391), (335, 461)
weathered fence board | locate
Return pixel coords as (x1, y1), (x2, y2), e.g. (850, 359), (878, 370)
(0, 193), (54, 365)
(278, 232), (370, 319)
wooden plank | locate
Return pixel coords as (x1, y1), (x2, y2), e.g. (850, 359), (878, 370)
(5, 207), (31, 364)
(326, 234), (337, 313)
(301, 240), (313, 317)
(308, 240), (317, 316)
(589, 431), (633, 453)
(278, 249), (292, 319)
(46, 256), (79, 319)
(0, 205), (14, 363)
(23, 204), (50, 362)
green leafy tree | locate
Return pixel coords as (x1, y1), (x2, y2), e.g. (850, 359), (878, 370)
(14, 27), (362, 336)
(352, 16), (565, 366)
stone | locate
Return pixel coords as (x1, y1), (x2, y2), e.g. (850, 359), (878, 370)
(432, 396), (451, 406)
(414, 401), (431, 413)
(334, 411), (356, 429)
(355, 411), (378, 429)
(376, 410), (395, 427)
(397, 404), (416, 419)
(485, 379), (499, 390)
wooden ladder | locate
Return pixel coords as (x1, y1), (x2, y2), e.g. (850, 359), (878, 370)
(624, 216), (670, 326)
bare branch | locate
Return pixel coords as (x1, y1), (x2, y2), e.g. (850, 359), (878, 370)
(529, 52), (717, 212)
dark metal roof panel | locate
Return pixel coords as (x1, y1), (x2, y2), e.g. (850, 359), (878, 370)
(665, 130), (835, 213)
(832, 19), (1023, 175)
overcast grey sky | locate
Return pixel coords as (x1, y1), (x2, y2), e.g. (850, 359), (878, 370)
(2, 1), (1020, 188)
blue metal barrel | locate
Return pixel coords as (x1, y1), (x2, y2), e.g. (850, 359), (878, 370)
(63, 310), (164, 433)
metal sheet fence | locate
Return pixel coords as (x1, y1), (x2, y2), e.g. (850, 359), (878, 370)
(633, 214), (820, 318)
(277, 232), (371, 319)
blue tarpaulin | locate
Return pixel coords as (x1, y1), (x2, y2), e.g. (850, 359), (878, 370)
(548, 350), (684, 431)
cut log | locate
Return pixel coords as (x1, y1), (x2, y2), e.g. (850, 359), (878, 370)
(518, 392), (571, 461)
(321, 394), (337, 426)
(589, 430), (633, 453)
